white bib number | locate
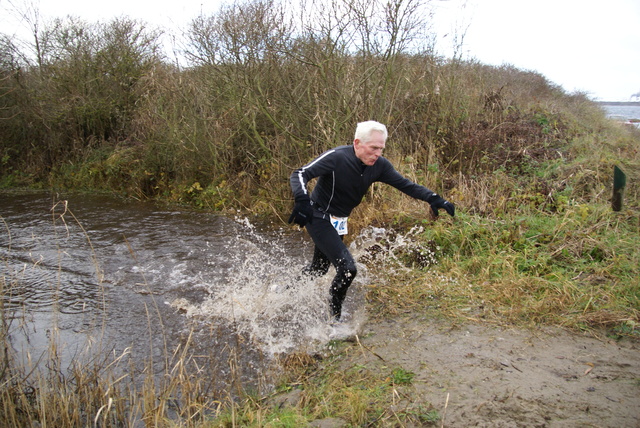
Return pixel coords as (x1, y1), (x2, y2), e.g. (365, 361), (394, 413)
(330, 215), (349, 235)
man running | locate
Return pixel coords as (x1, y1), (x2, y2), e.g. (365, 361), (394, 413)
(289, 120), (455, 321)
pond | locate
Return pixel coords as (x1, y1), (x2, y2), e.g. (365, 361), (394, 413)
(1, 191), (376, 393)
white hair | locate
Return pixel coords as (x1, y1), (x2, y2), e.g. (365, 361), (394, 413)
(354, 120), (388, 143)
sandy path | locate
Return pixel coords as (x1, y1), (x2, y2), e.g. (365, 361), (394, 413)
(340, 316), (640, 427)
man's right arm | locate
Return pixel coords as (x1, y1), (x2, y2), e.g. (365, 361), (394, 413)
(288, 167), (313, 227)
(290, 167), (310, 202)
(290, 149), (337, 201)
(288, 150), (335, 227)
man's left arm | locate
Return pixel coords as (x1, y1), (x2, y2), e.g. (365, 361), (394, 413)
(378, 160), (455, 217)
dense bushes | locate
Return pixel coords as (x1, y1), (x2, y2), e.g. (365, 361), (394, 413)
(0, 0), (632, 214)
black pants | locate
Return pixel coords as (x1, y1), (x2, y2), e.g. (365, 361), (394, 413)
(304, 210), (357, 320)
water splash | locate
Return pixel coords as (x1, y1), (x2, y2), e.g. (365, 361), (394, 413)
(170, 218), (376, 356)
(170, 220), (439, 358)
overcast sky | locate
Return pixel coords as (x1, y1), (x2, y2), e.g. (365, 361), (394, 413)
(2, 0), (639, 101)
(434, 0), (640, 101)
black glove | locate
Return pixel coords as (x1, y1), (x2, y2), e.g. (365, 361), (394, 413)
(288, 197), (314, 227)
(427, 194), (455, 217)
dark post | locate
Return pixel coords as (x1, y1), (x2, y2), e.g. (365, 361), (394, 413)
(612, 165), (626, 211)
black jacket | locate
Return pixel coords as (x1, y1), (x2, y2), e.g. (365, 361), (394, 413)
(290, 145), (437, 217)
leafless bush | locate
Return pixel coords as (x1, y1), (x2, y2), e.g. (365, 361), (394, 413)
(0, 0), (617, 215)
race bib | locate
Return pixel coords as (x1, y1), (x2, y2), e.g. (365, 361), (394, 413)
(330, 215), (349, 235)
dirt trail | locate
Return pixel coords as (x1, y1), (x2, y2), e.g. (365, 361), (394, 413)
(340, 315), (640, 427)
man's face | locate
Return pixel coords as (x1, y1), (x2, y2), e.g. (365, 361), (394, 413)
(354, 131), (386, 166)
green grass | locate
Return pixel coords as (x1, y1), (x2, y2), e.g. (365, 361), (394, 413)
(364, 164), (639, 335)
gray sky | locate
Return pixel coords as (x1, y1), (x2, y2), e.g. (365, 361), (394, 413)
(2, 0), (639, 101)
(435, 0), (640, 101)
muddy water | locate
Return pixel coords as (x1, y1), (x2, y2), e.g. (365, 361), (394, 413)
(0, 191), (372, 392)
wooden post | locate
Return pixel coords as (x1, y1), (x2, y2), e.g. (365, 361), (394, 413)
(612, 165), (626, 211)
